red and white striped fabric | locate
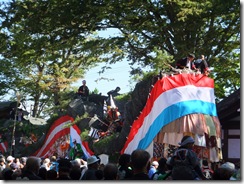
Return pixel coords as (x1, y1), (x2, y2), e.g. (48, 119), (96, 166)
(0, 141), (8, 153)
(32, 115), (73, 158)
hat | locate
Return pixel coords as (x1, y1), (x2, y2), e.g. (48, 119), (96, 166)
(152, 161), (159, 166)
(188, 53), (195, 58)
(220, 162), (236, 172)
(179, 136), (195, 147)
(6, 156), (14, 162)
(82, 80), (86, 83)
(87, 155), (100, 165)
(10, 162), (19, 170)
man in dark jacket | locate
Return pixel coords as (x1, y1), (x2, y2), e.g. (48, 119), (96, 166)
(176, 53), (196, 70)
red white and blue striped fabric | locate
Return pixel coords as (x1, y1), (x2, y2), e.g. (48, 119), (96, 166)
(33, 115), (94, 158)
(121, 74), (217, 155)
(70, 124), (94, 159)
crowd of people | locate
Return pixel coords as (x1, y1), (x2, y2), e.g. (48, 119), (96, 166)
(0, 136), (240, 180)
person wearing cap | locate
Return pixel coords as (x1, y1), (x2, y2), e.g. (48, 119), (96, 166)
(77, 80), (89, 101)
(212, 161), (237, 180)
(81, 155), (102, 180)
(169, 135), (206, 180)
(148, 160), (159, 179)
(175, 53), (196, 70)
(6, 156), (15, 170)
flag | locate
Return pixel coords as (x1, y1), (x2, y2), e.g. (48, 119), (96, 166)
(0, 141), (8, 153)
(70, 124), (94, 159)
(121, 74), (217, 155)
(110, 95), (116, 109)
(32, 115), (74, 158)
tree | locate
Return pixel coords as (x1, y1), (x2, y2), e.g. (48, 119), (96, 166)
(101, 0), (240, 98)
(0, 0), (240, 118)
(0, 0), (116, 117)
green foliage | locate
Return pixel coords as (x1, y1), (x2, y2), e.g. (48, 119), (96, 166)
(0, 0), (240, 116)
(114, 93), (131, 102)
(93, 133), (117, 150)
(80, 129), (89, 141)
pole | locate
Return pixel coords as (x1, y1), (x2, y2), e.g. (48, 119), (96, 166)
(10, 91), (21, 156)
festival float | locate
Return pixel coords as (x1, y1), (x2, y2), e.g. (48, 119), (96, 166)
(121, 69), (222, 168)
(30, 67), (222, 170)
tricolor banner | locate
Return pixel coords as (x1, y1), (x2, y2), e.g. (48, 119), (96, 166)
(70, 124), (94, 159)
(121, 74), (217, 155)
(33, 115), (93, 159)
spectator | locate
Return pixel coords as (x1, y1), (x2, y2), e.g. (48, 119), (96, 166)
(16, 156), (42, 180)
(38, 167), (47, 180)
(169, 135), (206, 180)
(127, 149), (151, 180)
(103, 163), (118, 180)
(212, 167), (233, 180)
(6, 156), (15, 170)
(77, 80), (89, 101)
(70, 167), (82, 180)
(57, 158), (72, 180)
(19, 157), (27, 169)
(148, 160), (159, 179)
(0, 157), (6, 173)
(40, 158), (51, 171)
(151, 157), (171, 180)
(46, 169), (57, 180)
(212, 161), (236, 180)
(50, 155), (59, 172)
(176, 53), (196, 70)
(81, 155), (102, 180)
(117, 153), (133, 180)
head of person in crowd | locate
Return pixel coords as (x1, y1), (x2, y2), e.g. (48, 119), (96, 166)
(87, 155), (100, 170)
(118, 153), (131, 169)
(6, 156), (15, 165)
(57, 158), (72, 180)
(10, 162), (19, 171)
(212, 167), (233, 180)
(38, 167), (47, 180)
(219, 162), (236, 178)
(46, 169), (57, 180)
(69, 167), (82, 180)
(148, 160), (159, 178)
(2, 168), (13, 180)
(151, 161), (159, 169)
(103, 163), (118, 180)
(178, 135), (195, 149)
(19, 157), (27, 168)
(26, 156), (41, 175)
(130, 149), (151, 174)
(157, 157), (168, 172)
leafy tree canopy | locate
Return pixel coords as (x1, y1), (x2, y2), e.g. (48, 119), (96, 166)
(0, 0), (240, 117)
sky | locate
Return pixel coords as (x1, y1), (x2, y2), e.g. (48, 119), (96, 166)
(72, 62), (136, 96)
(72, 28), (152, 96)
